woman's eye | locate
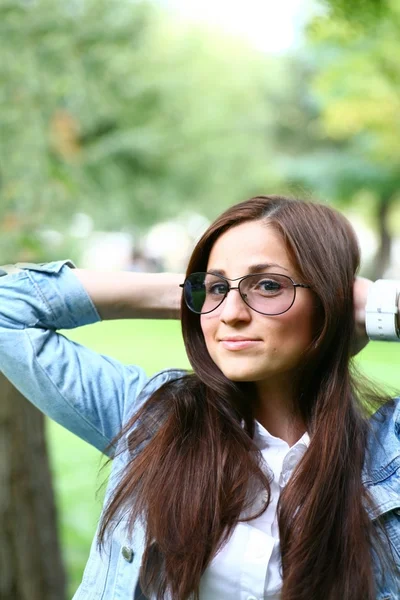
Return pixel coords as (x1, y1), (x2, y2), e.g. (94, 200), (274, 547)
(207, 283), (228, 296)
(257, 279), (281, 292)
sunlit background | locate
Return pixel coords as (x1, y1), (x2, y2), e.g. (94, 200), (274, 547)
(1, 0), (399, 278)
(163, 0), (313, 53)
(1, 0), (400, 596)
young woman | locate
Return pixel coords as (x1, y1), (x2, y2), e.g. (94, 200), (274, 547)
(0, 195), (399, 600)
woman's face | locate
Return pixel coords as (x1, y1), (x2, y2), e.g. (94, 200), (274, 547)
(200, 220), (317, 385)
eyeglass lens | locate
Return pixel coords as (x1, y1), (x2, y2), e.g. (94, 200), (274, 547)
(183, 272), (295, 315)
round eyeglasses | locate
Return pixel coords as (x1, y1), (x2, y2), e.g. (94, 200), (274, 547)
(180, 272), (311, 316)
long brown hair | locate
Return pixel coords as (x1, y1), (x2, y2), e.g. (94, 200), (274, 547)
(98, 195), (392, 600)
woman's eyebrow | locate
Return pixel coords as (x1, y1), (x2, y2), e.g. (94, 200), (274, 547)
(248, 263), (289, 273)
(208, 263), (289, 276)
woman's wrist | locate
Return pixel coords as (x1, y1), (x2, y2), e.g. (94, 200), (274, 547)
(365, 279), (400, 341)
(73, 269), (183, 320)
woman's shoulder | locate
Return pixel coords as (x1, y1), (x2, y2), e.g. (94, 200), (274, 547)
(125, 367), (190, 416)
(140, 367), (190, 396)
(368, 396), (400, 434)
(365, 396), (400, 479)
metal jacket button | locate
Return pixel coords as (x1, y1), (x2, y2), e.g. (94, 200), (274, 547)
(121, 546), (134, 562)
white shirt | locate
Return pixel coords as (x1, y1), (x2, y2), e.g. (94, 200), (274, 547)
(199, 422), (310, 600)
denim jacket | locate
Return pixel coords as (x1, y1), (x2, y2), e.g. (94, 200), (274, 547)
(0, 261), (399, 600)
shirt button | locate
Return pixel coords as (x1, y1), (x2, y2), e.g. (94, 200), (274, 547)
(121, 546), (134, 562)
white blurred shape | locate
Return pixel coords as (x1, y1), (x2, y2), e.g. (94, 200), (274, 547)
(182, 212), (210, 240)
(388, 237), (400, 278)
(347, 215), (378, 264)
(163, 0), (317, 53)
(38, 229), (64, 247)
(81, 232), (133, 270)
(69, 213), (94, 238)
(144, 222), (192, 272)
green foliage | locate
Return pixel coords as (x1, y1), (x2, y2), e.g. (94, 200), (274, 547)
(308, 0), (400, 166)
(276, 1), (400, 277)
(260, 37), (400, 275)
(320, 0), (387, 25)
(0, 0), (278, 261)
(2, 0), (398, 269)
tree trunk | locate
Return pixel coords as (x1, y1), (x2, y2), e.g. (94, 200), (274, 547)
(0, 375), (66, 600)
(372, 194), (393, 280)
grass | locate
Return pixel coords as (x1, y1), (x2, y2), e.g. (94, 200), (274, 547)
(46, 320), (400, 597)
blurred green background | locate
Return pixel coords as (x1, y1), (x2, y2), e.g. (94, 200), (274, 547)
(1, 0), (399, 278)
(2, 0), (400, 596)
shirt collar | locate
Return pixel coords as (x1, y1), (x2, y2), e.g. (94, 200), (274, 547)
(253, 419), (310, 451)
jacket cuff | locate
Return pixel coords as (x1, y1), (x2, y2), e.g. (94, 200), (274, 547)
(0, 260), (101, 330)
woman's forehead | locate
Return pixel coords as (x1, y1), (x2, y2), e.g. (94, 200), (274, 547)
(207, 221), (294, 274)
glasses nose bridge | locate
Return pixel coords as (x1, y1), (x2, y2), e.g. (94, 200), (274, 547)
(215, 274), (252, 308)
(232, 278), (250, 298)
(224, 274), (248, 294)
(220, 283), (249, 311)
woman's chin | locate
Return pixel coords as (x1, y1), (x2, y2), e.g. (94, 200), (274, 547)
(220, 366), (266, 382)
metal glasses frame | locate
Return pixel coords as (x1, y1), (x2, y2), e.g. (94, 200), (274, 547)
(180, 272), (311, 316)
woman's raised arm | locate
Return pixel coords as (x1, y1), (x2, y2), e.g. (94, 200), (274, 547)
(73, 268), (182, 320)
(0, 261), (183, 455)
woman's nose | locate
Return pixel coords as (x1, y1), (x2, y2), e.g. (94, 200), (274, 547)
(219, 288), (251, 324)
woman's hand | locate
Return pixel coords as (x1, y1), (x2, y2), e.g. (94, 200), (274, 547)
(352, 276), (373, 355)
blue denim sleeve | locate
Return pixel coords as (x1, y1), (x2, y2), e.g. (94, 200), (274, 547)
(0, 261), (149, 455)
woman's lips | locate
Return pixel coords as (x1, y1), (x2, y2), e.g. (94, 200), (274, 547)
(219, 339), (261, 351)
